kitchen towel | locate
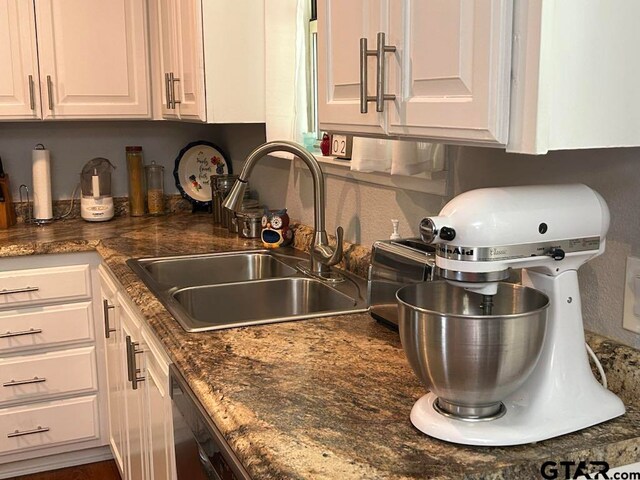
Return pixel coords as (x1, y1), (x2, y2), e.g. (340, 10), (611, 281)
(350, 137), (392, 173)
(32, 145), (53, 221)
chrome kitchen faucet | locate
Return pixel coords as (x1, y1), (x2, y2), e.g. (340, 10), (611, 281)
(222, 140), (343, 277)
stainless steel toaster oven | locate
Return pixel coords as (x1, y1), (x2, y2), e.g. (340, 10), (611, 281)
(368, 238), (435, 328)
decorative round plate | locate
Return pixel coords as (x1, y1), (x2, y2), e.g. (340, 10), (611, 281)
(173, 141), (231, 206)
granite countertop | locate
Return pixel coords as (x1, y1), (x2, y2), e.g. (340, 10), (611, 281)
(1, 214), (639, 479)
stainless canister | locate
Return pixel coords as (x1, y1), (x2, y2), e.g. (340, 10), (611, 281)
(212, 175), (240, 225)
(228, 199), (259, 234)
(237, 208), (264, 238)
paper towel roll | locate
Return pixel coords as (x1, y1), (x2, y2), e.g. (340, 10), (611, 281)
(32, 147), (53, 221)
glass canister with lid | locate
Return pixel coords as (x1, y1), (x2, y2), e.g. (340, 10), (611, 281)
(146, 161), (165, 215)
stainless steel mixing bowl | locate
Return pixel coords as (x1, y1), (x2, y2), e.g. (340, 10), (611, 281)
(397, 281), (549, 420)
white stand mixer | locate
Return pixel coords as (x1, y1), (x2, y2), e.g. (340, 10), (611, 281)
(412, 184), (625, 446)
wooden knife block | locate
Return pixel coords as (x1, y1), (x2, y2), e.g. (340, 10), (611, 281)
(0, 176), (17, 228)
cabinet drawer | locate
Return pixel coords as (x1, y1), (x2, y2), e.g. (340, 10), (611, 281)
(0, 265), (91, 308)
(0, 347), (97, 405)
(0, 302), (93, 353)
(0, 395), (99, 455)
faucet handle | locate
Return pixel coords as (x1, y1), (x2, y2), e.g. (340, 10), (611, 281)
(311, 226), (344, 267)
(326, 226), (344, 267)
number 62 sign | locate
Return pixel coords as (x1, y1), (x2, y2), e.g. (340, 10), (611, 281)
(330, 134), (353, 160)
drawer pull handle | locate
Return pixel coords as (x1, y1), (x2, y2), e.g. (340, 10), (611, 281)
(3, 377), (47, 387)
(46, 75), (54, 111)
(28, 75), (35, 110)
(359, 37), (377, 113)
(0, 328), (42, 339)
(8, 426), (50, 438)
(103, 299), (116, 339)
(125, 335), (145, 390)
(169, 72), (181, 107)
(0, 286), (39, 295)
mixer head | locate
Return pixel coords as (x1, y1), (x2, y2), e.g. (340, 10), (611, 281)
(420, 184), (609, 296)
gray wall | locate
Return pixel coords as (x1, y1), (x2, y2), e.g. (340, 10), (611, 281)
(0, 121), (265, 199)
(452, 146), (640, 349)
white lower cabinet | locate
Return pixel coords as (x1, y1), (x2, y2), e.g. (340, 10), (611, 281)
(0, 253), (110, 479)
(100, 265), (175, 480)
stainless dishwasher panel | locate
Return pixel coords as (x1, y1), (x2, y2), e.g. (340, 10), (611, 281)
(368, 239), (435, 328)
(170, 365), (251, 480)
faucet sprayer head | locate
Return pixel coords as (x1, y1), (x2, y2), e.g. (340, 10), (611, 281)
(222, 179), (247, 212)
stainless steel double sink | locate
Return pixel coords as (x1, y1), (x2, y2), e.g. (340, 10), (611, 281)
(127, 249), (368, 332)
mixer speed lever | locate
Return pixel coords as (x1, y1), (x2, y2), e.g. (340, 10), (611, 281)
(439, 227), (456, 241)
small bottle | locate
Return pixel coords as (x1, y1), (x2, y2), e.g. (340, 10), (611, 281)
(126, 146), (145, 216)
(390, 219), (401, 240)
(146, 161), (164, 216)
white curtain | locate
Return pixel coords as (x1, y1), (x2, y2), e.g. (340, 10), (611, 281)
(264, 0), (310, 159)
(350, 138), (446, 176)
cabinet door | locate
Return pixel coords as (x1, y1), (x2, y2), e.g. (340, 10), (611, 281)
(143, 352), (173, 480)
(157, 0), (179, 119)
(34, 0), (150, 119)
(0, 0), (40, 119)
(317, 0), (387, 135)
(121, 310), (146, 480)
(387, 0), (512, 144)
(172, 0), (206, 121)
(101, 285), (127, 478)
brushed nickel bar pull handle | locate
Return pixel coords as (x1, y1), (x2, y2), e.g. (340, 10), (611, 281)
(131, 373), (145, 390)
(8, 426), (50, 438)
(0, 286), (39, 295)
(125, 335), (134, 382)
(130, 341), (145, 390)
(28, 75), (35, 110)
(170, 72), (181, 106)
(46, 75), (53, 111)
(359, 38), (377, 114)
(103, 299), (116, 339)
(375, 32), (396, 113)
(0, 328), (42, 339)
(164, 73), (171, 109)
(3, 377), (46, 387)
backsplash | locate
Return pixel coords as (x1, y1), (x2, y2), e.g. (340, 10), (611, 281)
(13, 194), (192, 223)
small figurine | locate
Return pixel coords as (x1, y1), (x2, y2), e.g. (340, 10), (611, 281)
(261, 209), (293, 248)
(320, 133), (331, 156)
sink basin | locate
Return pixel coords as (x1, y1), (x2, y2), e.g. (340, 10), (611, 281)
(127, 248), (368, 332)
(173, 278), (357, 330)
(138, 252), (297, 289)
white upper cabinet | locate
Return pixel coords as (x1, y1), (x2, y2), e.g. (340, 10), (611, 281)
(386, 0), (512, 144)
(156, 0), (205, 121)
(152, 0), (265, 123)
(319, 0), (640, 154)
(317, 0), (386, 135)
(0, 0), (150, 121)
(35, 0), (150, 119)
(318, 0), (512, 144)
(0, 1), (40, 120)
